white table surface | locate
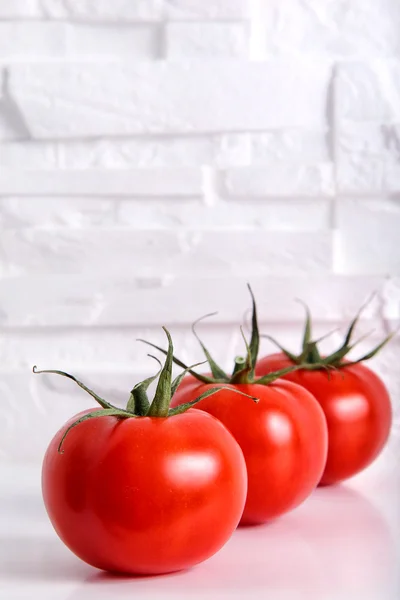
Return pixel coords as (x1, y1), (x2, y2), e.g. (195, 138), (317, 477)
(0, 462), (399, 600)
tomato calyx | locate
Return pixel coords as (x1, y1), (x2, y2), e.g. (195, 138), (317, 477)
(139, 285), (301, 387)
(33, 327), (258, 453)
(262, 296), (398, 371)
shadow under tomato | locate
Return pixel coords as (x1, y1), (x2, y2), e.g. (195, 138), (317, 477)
(64, 484), (397, 600)
(0, 535), (92, 582)
(5, 484), (395, 600)
(87, 568), (187, 582)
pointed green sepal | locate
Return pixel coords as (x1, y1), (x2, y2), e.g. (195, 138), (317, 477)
(260, 335), (300, 363)
(254, 364), (303, 385)
(168, 385), (258, 417)
(296, 299), (313, 359)
(343, 327), (399, 366)
(260, 293), (397, 371)
(343, 292), (376, 348)
(247, 284), (260, 378)
(323, 331), (372, 366)
(304, 341), (322, 364)
(126, 354), (162, 415)
(58, 408), (132, 453)
(191, 313), (229, 381)
(32, 366), (116, 410)
(230, 326), (253, 383)
(137, 338), (217, 384)
(147, 327), (174, 417)
(171, 359), (207, 397)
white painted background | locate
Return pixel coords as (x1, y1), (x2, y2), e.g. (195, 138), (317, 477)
(0, 0), (399, 463)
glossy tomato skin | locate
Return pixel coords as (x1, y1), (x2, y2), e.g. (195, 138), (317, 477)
(171, 381), (328, 525)
(42, 408), (247, 575)
(255, 353), (392, 485)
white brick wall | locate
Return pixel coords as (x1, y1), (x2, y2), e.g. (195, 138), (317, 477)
(0, 0), (399, 463)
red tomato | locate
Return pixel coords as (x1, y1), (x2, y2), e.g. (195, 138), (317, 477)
(42, 407), (247, 575)
(171, 380), (328, 525)
(37, 328), (247, 575)
(255, 353), (392, 485)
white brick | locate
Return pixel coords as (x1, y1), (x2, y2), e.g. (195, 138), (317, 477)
(0, 275), (396, 329)
(165, 23), (248, 58)
(336, 120), (400, 194)
(38, 0), (163, 21)
(336, 62), (400, 122)
(336, 155), (384, 194)
(223, 165), (334, 197)
(0, 229), (178, 277)
(263, 0), (400, 58)
(163, 0), (249, 20)
(0, 142), (59, 168)
(0, 168), (201, 196)
(8, 62), (331, 137)
(335, 198), (400, 275)
(66, 23), (159, 59)
(0, 137), (249, 169)
(384, 163), (400, 193)
(214, 134), (250, 167)
(57, 136), (250, 169)
(0, 0), (38, 18)
(119, 198), (330, 231)
(249, 130), (330, 164)
(0, 229), (332, 277)
(0, 196), (330, 231)
(335, 63), (400, 194)
(0, 23), (158, 61)
(0, 23), (66, 60)
(338, 122), (387, 156)
(38, 0), (249, 21)
(0, 198), (116, 229)
(171, 232), (333, 277)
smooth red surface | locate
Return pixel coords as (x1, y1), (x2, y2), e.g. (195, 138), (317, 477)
(42, 409), (247, 575)
(171, 380), (328, 525)
(255, 353), (392, 485)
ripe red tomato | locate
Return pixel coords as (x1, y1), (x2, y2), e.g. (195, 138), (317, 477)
(42, 407), (246, 575)
(255, 299), (395, 485)
(255, 353), (392, 485)
(142, 287), (328, 525)
(36, 329), (247, 575)
(171, 380), (327, 525)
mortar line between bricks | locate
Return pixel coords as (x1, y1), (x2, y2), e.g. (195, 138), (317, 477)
(0, 317), (390, 334)
(0, 18), (251, 27)
(0, 129), (331, 144)
(0, 194), (336, 201)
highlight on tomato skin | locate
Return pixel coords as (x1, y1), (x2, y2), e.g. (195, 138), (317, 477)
(34, 328), (249, 576)
(255, 297), (395, 486)
(141, 286), (329, 525)
(171, 380), (328, 525)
